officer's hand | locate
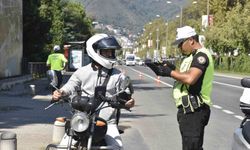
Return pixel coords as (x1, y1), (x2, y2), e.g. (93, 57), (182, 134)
(146, 62), (173, 77)
(160, 65), (173, 77)
(145, 62), (161, 75)
(162, 61), (176, 70)
(125, 98), (135, 108)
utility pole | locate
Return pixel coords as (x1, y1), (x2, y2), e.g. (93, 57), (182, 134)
(180, 6), (183, 27)
(156, 28), (160, 61)
(167, 1), (183, 27)
(165, 22), (168, 57)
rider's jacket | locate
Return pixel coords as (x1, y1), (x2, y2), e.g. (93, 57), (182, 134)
(173, 47), (214, 107)
(61, 63), (130, 120)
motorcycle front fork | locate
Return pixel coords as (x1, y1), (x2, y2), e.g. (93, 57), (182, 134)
(87, 115), (96, 150)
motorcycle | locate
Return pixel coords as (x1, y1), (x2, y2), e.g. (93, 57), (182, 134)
(232, 77), (250, 150)
(45, 76), (133, 150)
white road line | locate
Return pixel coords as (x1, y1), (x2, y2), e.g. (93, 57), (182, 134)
(222, 109), (235, 115)
(213, 105), (222, 109)
(214, 74), (243, 79)
(234, 115), (244, 120)
(213, 81), (243, 89)
(125, 67), (245, 120)
(128, 67), (173, 87)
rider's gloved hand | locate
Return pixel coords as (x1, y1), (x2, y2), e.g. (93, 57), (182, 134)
(52, 90), (63, 102)
(125, 98), (135, 108)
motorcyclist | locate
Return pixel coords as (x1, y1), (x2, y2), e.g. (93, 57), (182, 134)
(52, 33), (135, 149)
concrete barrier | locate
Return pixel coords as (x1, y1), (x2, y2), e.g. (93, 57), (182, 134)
(0, 75), (33, 91)
(0, 131), (17, 150)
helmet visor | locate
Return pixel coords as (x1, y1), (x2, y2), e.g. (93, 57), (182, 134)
(93, 36), (122, 51)
(99, 49), (116, 59)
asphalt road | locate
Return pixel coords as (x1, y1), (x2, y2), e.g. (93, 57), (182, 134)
(0, 65), (246, 150)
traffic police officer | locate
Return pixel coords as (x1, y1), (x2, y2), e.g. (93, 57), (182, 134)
(146, 26), (214, 150)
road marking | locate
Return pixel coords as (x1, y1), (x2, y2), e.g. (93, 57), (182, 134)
(222, 109), (235, 115)
(215, 74), (243, 79)
(213, 105), (222, 109)
(234, 115), (244, 120)
(126, 66), (245, 120)
(213, 81), (243, 89)
(128, 67), (173, 87)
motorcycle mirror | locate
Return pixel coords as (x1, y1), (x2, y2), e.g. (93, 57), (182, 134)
(50, 82), (59, 91)
(241, 78), (250, 88)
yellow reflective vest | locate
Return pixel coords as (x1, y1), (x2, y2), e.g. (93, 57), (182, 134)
(173, 48), (214, 107)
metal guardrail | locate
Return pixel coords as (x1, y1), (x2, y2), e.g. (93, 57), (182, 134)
(28, 62), (47, 78)
(0, 62), (46, 91)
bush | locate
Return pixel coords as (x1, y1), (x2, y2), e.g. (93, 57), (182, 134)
(214, 54), (250, 73)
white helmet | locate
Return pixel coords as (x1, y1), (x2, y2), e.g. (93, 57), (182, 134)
(53, 45), (60, 51)
(86, 33), (121, 69)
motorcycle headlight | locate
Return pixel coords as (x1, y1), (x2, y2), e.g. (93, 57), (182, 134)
(71, 112), (89, 132)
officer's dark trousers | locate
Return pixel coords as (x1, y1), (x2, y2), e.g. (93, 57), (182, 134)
(177, 104), (210, 150)
(52, 70), (62, 93)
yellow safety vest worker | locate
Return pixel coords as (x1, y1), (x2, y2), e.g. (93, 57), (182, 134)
(173, 47), (214, 108)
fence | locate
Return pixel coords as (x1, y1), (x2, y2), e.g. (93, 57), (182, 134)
(28, 62), (47, 78)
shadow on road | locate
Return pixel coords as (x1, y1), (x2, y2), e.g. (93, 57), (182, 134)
(0, 75), (71, 129)
(0, 95), (71, 130)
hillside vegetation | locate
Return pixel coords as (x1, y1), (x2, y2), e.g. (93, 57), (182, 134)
(79, 0), (188, 33)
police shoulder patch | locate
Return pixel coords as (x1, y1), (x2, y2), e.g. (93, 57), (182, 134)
(197, 56), (206, 64)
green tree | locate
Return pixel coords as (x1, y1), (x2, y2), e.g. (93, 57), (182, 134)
(39, 0), (64, 49)
(62, 2), (93, 41)
(24, 0), (93, 61)
(23, 0), (50, 61)
(205, 1), (250, 54)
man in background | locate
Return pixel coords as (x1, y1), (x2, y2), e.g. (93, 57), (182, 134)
(46, 45), (68, 93)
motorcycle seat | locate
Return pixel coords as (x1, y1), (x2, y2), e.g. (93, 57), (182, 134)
(242, 121), (250, 143)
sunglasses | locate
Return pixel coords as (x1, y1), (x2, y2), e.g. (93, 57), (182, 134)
(178, 38), (189, 48)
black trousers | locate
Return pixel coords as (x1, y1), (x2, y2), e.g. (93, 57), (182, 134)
(51, 70), (63, 93)
(177, 104), (210, 150)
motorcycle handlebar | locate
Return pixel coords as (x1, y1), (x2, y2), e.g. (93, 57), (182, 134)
(45, 96), (69, 110)
(97, 93), (131, 111)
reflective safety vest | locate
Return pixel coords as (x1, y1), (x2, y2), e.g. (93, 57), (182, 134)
(46, 53), (68, 71)
(173, 48), (214, 107)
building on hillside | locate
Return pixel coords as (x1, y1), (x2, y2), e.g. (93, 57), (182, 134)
(0, 0), (23, 78)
